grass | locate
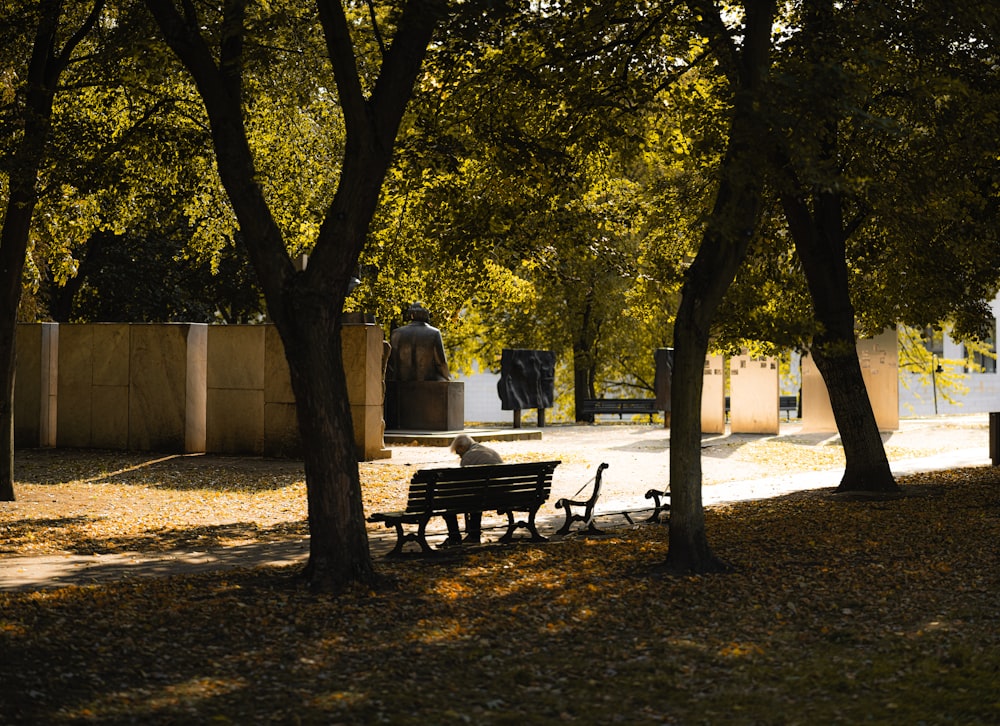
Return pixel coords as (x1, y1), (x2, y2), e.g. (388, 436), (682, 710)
(1, 459), (999, 724)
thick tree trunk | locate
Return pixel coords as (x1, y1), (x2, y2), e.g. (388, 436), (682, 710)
(663, 0), (776, 574)
(811, 341), (896, 492)
(0, 208), (30, 502)
(0, 0), (78, 501)
(665, 299), (716, 573)
(145, 0), (442, 592)
(771, 0), (896, 494)
(0, 192), (36, 502)
(573, 298), (598, 422)
(783, 193), (897, 493)
(278, 301), (374, 590)
(0, 178), (40, 503)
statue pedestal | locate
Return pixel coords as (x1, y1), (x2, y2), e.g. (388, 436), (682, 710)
(386, 381), (464, 430)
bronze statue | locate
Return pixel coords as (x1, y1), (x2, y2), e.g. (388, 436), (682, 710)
(386, 303), (451, 382)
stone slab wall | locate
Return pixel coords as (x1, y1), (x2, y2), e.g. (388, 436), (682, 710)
(701, 354), (726, 434)
(16, 322), (389, 460)
(730, 354), (780, 435)
(52, 323), (207, 453)
(13, 323), (58, 448)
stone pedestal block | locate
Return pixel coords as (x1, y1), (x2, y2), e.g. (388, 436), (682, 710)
(701, 355), (726, 434)
(730, 353), (780, 435)
(14, 323), (58, 447)
(260, 322), (390, 460)
(53, 323), (207, 452)
(128, 324), (207, 453)
(386, 380), (464, 431)
(262, 326), (298, 458)
(344, 322), (392, 460)
(207, 325), (266, 455)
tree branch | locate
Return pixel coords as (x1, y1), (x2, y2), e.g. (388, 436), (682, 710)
(365, 0), (387, 58)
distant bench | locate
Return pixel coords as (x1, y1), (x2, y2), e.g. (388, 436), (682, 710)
(579, 398), (660, 421)
(779, 395), (798, 420)
(367, 460), (561, 555)
(724, 395), (800, 421)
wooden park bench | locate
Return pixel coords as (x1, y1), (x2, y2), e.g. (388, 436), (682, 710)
(367, 460), (561, 556)
(580, 398), (659, 421)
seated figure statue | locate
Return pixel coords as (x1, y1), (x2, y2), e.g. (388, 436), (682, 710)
(387, 303), (451, 382)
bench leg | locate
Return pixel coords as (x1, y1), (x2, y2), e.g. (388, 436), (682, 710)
(415, 517), (437, 553)
(499, 509), (548, 543)
(384, 522), (408, 557)
(554, 462), (607, 535)
(555, 498), (603, 535)
(644, 489), (671, 524)
(380, 517), (435, 557)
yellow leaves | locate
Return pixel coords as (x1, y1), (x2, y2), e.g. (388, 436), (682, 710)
(718, 642), (764, 658)
(4, 449), (1000, 722)
(435, 579), (471, 601)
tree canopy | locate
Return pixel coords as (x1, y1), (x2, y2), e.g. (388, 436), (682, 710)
(3, 0), (998, 576)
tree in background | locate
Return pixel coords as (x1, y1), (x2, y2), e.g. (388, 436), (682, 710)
(1, 0), (247, 500)
(767, 0), (999, 493)
(355, 1), (695, 419)
(46, 226), (262, 323)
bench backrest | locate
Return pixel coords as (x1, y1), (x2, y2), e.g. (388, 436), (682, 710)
(404, 460), (561, 515)
(581, 398), (658, 413)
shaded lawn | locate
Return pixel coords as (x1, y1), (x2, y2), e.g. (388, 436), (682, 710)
(2, 467), (999, 725)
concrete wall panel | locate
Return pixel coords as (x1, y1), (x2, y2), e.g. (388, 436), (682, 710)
(730, 354), (780, 435)
(14, 323), (58, 447)
(128, 324), (205, 453)
(701, 355), (726, 434)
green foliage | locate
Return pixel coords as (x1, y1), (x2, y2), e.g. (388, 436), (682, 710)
(55, 227), (262, 323)
(4, 0), (997, 392)
(766, 0), (1000, 340)
(356, 1), (709, 402)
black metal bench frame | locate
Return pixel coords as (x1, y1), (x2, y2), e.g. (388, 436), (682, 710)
(644, 488), (671, 523)
(367, 460), (561, 556)
(555, 462), (609, 535)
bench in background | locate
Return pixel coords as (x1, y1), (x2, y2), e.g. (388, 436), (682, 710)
(724, 395), (800, 421)
(580, 398), (660, 422)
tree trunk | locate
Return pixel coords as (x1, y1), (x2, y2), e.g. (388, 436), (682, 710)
(0, 188), (37, 501)
(278, 297), (374, 590)
(773, 0), (898, 495)
(145, 0), (442, 592)
(572, 349), (596, 423)
(0, 0), (88, 501)
(664, 0), (776, 574)
(573, 297), (598, 422)
(783, 192), (898, 493)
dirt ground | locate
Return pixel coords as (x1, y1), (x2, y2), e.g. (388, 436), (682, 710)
(1, 414), (990, 590)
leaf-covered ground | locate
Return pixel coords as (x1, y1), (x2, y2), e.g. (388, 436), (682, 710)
(2, 459), (999, 724)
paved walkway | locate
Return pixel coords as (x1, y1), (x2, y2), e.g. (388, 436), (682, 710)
(1, 415), (991, 591)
